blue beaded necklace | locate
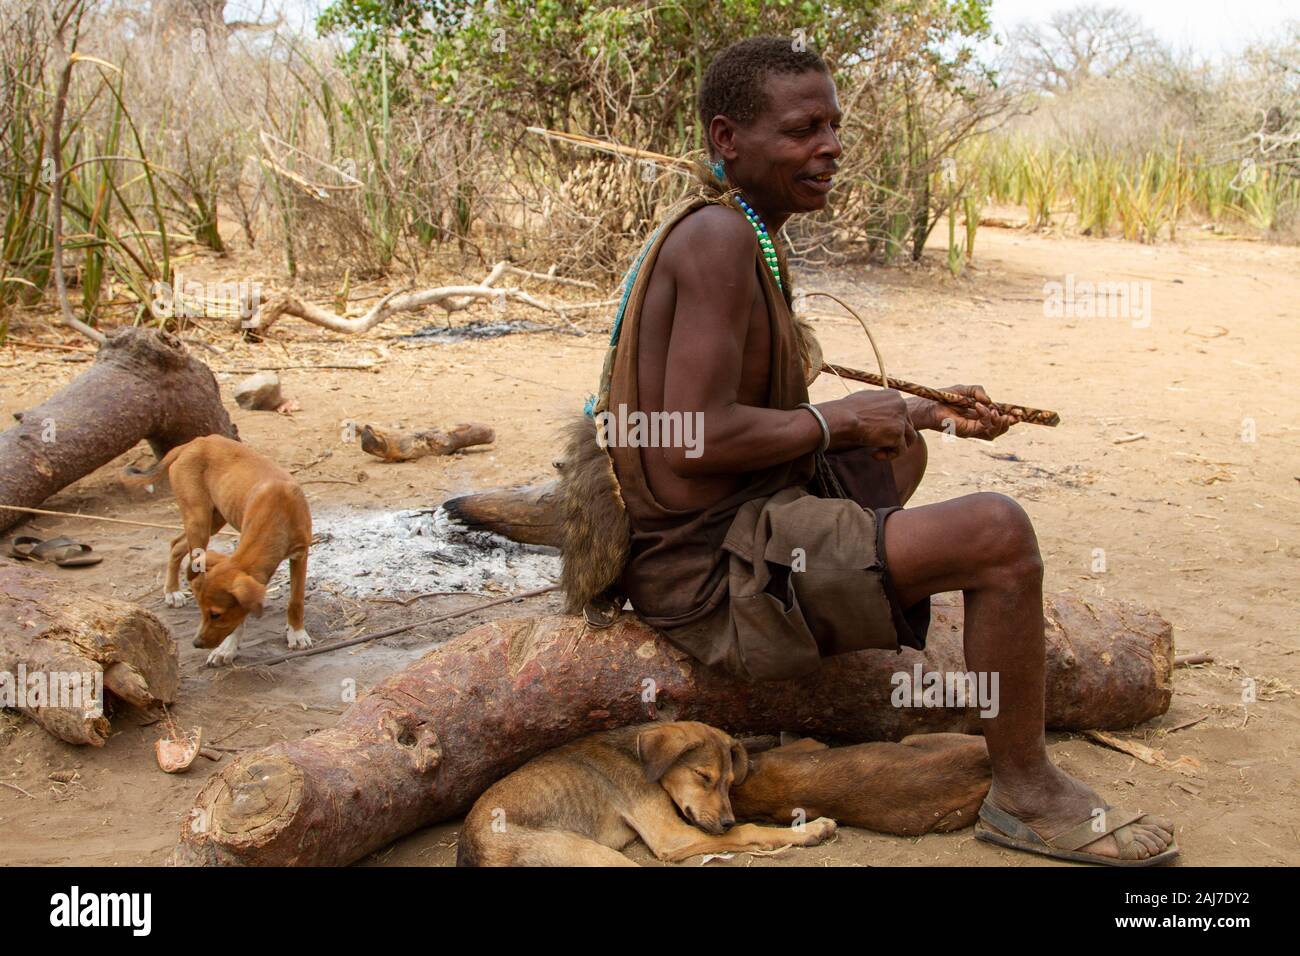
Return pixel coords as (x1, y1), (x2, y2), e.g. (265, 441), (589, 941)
(734, 194), (783, 292)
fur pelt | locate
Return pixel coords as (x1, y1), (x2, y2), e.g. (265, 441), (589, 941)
(556, 412), (631, 614)
(793, 313), (823, 386)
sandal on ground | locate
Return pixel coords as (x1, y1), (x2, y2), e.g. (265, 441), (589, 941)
(5, 535), (43, 560)
(7, 535), (103, 568)
(975, 798), (1179, 867)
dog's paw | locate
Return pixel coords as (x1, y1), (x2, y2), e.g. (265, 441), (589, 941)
(205, 636), (240, 667)
(164, 590), (187, 608)
(286, 627), (313, 650)
(797, 817), (838, 846)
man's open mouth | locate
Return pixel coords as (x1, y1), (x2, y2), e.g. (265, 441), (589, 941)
(801, 171), (835, 193)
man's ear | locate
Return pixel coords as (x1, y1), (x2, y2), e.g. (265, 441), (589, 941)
(229, 574), (266, 618)
(637, 725), (697, 783)
(729, 739), (749, 787)
(708, 114), (740, 163)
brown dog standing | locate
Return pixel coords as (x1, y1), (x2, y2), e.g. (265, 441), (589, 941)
(124, 435), (313, 666)
(457, 721), (837, 866)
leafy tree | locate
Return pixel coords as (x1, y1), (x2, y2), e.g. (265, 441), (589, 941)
(315, 0), (1003, 264)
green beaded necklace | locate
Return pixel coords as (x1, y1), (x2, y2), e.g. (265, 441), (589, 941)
(734, 194), (783, 292)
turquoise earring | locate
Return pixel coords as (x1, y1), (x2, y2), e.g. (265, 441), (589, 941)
(711, 159), (725, 182)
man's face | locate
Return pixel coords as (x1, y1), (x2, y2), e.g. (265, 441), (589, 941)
(714, 69), (843, 217)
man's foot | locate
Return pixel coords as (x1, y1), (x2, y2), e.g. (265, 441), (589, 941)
(979, 764), (1176, 865)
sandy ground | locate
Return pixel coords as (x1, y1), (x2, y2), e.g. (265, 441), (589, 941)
(1, 219), (1297, 867)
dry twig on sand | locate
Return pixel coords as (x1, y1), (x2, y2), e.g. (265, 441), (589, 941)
(1082, 730), (1203, 776)
(248, 262), (612, 336)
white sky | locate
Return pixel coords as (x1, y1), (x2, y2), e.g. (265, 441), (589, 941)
(988, 0), (1298, 61)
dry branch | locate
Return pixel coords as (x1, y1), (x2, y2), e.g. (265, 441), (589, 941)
(47, 5), (107, 345)
(248, 261), (609, 336)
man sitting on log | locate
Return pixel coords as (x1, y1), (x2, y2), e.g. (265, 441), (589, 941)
(563, 36), (1177, 865)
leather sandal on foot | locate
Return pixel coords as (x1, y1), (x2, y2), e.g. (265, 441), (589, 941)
(975, 799), (1179, 867)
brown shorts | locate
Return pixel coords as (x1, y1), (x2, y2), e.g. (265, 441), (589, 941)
(661, 448), (931, 682)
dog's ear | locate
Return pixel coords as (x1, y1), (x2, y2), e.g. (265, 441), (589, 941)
(729, 739), (749, 787)
(637, 725), (698, 783)
(185, 549), (223, 582)
(230, 574), (266, 618)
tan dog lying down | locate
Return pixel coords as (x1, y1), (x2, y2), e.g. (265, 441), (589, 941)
(457, 722), (990, 866)
(731, 732), (991, 836)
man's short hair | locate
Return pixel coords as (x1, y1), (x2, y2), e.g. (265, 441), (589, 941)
(698, 36), (830, 155)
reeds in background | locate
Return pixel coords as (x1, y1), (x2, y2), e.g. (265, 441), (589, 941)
(2, 0), (1297, 340)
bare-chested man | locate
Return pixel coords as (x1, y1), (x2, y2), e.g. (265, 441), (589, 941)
(602, 36), (1177, 865)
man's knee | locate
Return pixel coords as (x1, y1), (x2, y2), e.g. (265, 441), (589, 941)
(967, 492), (1042, 585)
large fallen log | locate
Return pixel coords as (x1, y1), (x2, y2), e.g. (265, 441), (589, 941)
(0, 563), (177, 745)
(172, 593), (1173, 866)
(0, 328), (237, 534)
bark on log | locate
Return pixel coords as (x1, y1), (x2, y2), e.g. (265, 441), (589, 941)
(171, 593), (1173, 866)
(0, 328), (237, 534)
(437, 482), (562, 547)
(0, 563), (178, 745)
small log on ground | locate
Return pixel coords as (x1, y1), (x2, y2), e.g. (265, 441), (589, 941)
(0, 563), (178, 746)
(360, 423), (494, 462)
(172, 593), (1172, 866)
(0, 328), (237, 534)
(437, 482), (562, 547)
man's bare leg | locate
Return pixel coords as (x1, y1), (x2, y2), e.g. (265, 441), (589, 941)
(882, 493), (1176, 861)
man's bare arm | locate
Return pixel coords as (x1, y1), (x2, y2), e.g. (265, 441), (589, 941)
(659, 208), (914, 478)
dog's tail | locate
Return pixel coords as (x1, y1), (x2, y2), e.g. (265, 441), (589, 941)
(121, 442), (189, 493)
